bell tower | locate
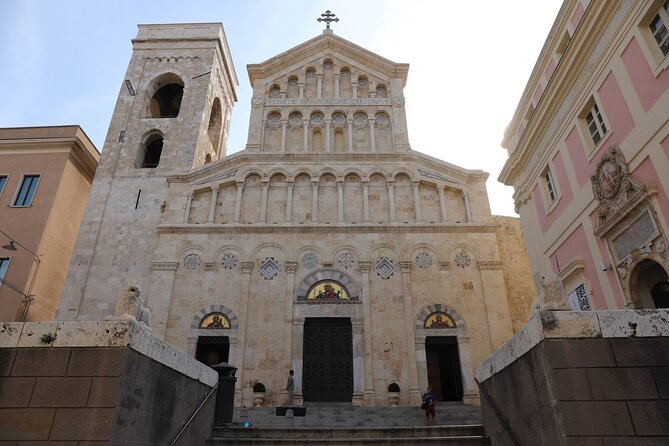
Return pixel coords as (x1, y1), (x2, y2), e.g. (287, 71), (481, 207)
(57, 23), (237, 321)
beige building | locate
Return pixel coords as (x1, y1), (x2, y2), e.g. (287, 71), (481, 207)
(0, 126), (99, 322)
(500, 0), (669, 311)
(57, 23), (533, 407)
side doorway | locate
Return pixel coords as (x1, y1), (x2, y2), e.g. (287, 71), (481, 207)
(196, 336), (230, 366)
(425, 336), (463, 401)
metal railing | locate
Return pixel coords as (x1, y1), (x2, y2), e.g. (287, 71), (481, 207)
(475, 377), (520, 446)
(168, 383), (218, 446)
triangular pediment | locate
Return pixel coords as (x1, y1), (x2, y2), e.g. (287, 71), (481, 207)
(247, 31), (409, 86)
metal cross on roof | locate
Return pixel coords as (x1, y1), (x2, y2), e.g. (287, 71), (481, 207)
(317, 10), (339, 30)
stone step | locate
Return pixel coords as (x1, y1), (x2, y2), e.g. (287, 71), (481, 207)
(208, 426), (490, 446)
(213, 425), (485, 439)
(231, 404), (482, 428)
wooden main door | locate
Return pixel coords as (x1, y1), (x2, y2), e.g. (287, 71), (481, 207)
(303, 317), (353, 402)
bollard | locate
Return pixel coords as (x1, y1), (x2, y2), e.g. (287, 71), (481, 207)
(211, 362), (237, 425)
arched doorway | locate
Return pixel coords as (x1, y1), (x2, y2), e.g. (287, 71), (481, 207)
(415, 304), (475, 403)
(631, 259), (669, 308)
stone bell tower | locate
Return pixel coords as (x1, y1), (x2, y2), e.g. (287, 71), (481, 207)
(57, 23), (238, 321)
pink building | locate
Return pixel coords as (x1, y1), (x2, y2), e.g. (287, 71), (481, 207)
(0, 126), (99, 321)
(500, 0), (669, 310)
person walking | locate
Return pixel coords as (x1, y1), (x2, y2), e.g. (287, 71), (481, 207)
(422, 385), (437, 425)
(284, 370), (295, 406)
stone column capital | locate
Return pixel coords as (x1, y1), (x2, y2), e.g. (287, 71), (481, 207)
(358, 261), (372, 273)
(241, 262), (254, 273)
(399, 261), (413, 272)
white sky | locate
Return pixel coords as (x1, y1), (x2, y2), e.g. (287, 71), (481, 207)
(0, 0), (563, 216)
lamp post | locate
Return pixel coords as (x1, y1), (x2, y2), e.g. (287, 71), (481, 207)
(1, 230), (41, 322)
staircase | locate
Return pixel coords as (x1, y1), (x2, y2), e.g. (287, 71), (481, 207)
(207, 403), (490, 445)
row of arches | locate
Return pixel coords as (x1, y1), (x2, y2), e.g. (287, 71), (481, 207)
(263, 110), (392, 152)
(186, 172), (470, 225)
(267, 58), (389, 100)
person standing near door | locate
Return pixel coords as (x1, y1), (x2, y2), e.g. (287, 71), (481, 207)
(284, 370), (295, 406)
(422, 385), (437, 425)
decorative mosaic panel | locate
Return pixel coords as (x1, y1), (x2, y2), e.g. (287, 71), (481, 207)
(337, 252), (355, 269)
(184, 254), (201, 270)
(302, 253), (319, 270)
(199, 312), (231, 329)
(454, 252), (471, 269)
(424, 311), (455, 329)
(375, 257), (395, 279)
(416, 252), (432, 269)
(221, 253), (238, 270)
(259, 257), (280, 280)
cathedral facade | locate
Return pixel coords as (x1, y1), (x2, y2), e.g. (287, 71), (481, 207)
(57, 23), (532, 407)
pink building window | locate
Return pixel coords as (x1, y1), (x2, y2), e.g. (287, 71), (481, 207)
(585, 102), (608, 145)
(650, 1), (669, 56)
(543, 168), (557, 203)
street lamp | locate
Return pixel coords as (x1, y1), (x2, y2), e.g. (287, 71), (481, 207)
(0, 230), (41, 322)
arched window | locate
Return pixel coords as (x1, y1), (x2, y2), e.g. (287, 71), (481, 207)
(149, 74), (184, 118)
(208, 98), (222, 155)
(287, 77), (299, 98)
(205, 153), (212, 164)
(376, 85), (387, 98)
(269, 84), (281, 98)
(137, 132), (164, 168)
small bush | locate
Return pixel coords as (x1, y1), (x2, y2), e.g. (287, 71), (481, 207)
(388, 382), (400, 392)
(253, 382), (266, 393)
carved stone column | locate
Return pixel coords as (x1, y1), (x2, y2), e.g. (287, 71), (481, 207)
(463, 191), (472, 222)
(183, 192), (193, 224)
(358, 261), (375, 406)
(235, 261), (254, 405)
(387, 181), (396, 223)
(412, 181), (422, 223)
(325, 118), (332, 152)
(260, 180), (269, 223)
(399, 261), (421, 405)
(303, 119), (309, 152)
(317, 74), (323, 99)
(347, 118), (354, 152)
(234, 181), (244, 223)
(149, 261), (179, 339)
(283, 261), (298, 371)
(260, 119), (266, 151)
(437, 185), (447, 223)
(362, 181), (370, 223)
(291, 318), (305, 406)
(280, 119), (287, 152)
(208, 186), (219, 224)
(311, 181), (319, 223)
(286, 181), (294, 223)
(298, 82), (305, 99)
(337, 180), (344, 223)
(334, 73), (340, 98)
(352, 82), (358, 99)
(369, 118), (376, 152)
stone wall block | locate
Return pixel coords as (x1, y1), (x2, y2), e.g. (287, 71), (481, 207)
(597, 310), (669, 338)
(0, 350), (16, 376)
(17, 322), (59, 348)
(11, 348), (71, 377)
(587, 368), (658, 400)
(49, 408), (113, 441)
(0, 408), (55, 440)
(0, 377), (35, 407)
(30, 377), (92, 407)
(87, 377), (121, 408)
(545, 339), (615, 369)
(552, 368), (592, 400)
(627, 401), (669, 436)
(560, 401), (634, 436)
(66, 348), (125, 376)
(610, 338), (669, 367)
(653, 367), (669, 399)
(0, 323), (22, 348)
